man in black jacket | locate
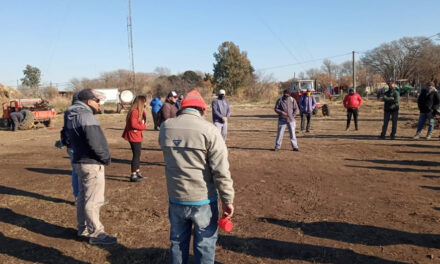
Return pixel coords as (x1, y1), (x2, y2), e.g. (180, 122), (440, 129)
(65, 88), (117, 245)
(414, 82), (439, 140)
(380, 80), (400, 140)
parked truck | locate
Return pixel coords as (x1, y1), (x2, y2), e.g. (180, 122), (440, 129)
(1, 98), (56, 130)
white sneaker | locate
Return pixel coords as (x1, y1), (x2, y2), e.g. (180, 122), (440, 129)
(413, 134), (420, 139)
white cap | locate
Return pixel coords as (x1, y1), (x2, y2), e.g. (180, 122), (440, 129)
(219, 89), (226, 95)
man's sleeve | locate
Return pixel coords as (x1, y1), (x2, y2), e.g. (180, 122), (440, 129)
(162, 104), (171, 120)
(207, 128), (234, 204)
(81, 113), (111, 165)
(358, 94), (363, 108)
(226, 101), (231, 118)
(292, 99), (299, 116)
(274, 99), (283, 115)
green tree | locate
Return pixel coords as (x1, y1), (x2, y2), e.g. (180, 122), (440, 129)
(182, 70), (201, 83)
(213, 41), (254, 95)
(21, 65), (41, 95)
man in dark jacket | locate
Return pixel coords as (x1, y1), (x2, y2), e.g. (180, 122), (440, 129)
(162, 91), (178, 121)
(380, 80), (400, 140)
(65, 88), (116, 245)
(274, 89), (300, 151)
(212, 89), (231, 141)
(414, 82), (439, 140)
(9, 108), (24, 131)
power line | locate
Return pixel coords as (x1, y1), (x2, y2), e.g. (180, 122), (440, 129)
(259, 52), (352, 71)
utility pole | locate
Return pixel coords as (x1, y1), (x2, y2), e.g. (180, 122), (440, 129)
(352, 51), (356, 92)
(127, 0), (136, 93)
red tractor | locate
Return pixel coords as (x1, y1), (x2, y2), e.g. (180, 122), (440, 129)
(289, 80), (331, 116)
(1, 98), (56, 130)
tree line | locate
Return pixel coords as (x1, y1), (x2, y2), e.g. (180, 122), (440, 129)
(16, 35), (439, 99)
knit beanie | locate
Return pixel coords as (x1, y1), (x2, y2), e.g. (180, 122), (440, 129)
(180, 90), (207, 110)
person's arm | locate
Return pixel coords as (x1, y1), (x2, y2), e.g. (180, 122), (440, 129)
(292, 99), (299, 116)
(357, 94), (363, 108)
(311, 96), (317, 109)
(226, 100), (231, 118)
(60, 112), (69, 146)
(394, 90), (400, 102)
(274, 98), (285, 115)
(129, 109), (147, 130)
(162, 103), (172, 120)
(212, 100), (223, 119)
(81, 113), (111, 165)
(383, 91), (394, 102)
(343, 95), (348, 108)
(207, 128), (234, 218)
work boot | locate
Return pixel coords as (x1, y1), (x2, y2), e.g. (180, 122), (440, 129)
(413, 133), (421, 139)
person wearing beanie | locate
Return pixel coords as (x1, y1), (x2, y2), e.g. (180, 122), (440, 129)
(343, 88), (363, 131)
(380, 80), (400, 140)
(212, 89), (231, 141)
(64, 88), (117, 245)
(414, 82), (439, 140)
(299, 86), (316, 133)
(159, 90), (235, 263)
(274, 89), (300, 151)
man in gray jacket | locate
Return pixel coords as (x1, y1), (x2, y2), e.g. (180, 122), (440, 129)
(274, 89), (300, 151)
(211, 89), (230, 141)
(65, 88), (117, 245)
(159, 89), (234, 264)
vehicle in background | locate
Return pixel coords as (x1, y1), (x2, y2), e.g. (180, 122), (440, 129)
(94, 88), (134, 113)
(1, 98), (56, 129)
(289, 80), (330, 116)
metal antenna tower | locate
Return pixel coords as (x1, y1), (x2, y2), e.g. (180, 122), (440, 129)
(127, 0), (136, 93)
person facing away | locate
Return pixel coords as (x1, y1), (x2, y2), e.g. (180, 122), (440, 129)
(122, 95), (148, 182)
(380, 80), (400, 140)
(212, 89), (231, 141)
(150, 96), (163, 130)
(9, 108), (24, 131)
(343, 88), (363, 131)
(274, 89), (300, 151)
(159, 89), (234, 264)
(65, 88), (117, 245)
(298, 86), (316, 133)
(414, 81), (440, 140)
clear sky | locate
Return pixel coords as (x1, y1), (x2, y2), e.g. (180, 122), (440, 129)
(1, 0), (439, 89)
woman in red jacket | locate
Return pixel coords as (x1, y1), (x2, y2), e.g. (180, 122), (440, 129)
(122, 95), (147, 182)
(343, 88), (363, 131)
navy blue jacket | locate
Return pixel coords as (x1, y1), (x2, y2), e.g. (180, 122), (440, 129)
(65, 101), (111, 165)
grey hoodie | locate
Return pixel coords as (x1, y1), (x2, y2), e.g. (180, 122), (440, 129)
(65, 101), (111, 165)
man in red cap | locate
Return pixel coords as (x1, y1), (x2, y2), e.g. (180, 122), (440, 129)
(159, 90), (235, 264)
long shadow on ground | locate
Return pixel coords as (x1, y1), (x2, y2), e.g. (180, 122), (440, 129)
(378, 144), (440, 149)
(0, 232), (87, 264)
(397, 151), (440, 155)
(218, 235), (407, 264)
(346, 158), (440, 167)
(420, 185), (440, 191)
(0, 185), (73, 205)
(26, 168), (72, 175)
(260, 218), (440, 249)
(345, 165), (440, 174)
(111, 157), (165, 167)
(306, 134), (407, 141)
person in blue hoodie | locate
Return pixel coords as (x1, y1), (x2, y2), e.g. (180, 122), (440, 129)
(299, 85), (316, 133)
(150, 96), (163, 130)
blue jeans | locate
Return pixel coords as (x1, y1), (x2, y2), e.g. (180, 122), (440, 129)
(67, 148), (79, 198)
(416, 112), (434, 135)
(275, 119), (298, 149)
(169, 201), (218, 264)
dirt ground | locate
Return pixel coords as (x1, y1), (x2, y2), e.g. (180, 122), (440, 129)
(0, 99), (439, 264)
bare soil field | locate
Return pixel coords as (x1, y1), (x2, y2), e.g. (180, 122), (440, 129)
(0, 99), (439, 264)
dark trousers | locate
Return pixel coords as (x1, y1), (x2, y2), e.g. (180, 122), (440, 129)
(129, 141), (142, 172)
(152, 111), (158, 130)
(381, 110), (399, 137)
(300, 112), (311, 131)
(10, 112), (23, 131)
(346, 108), (359, 129)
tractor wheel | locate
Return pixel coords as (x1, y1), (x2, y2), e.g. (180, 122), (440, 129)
(312, 107), (318, 115)
(43, 119), (52, 127)
(322, 104), (330, 116)
(116, 103), (122, 113)
(18, 110), (34, 130)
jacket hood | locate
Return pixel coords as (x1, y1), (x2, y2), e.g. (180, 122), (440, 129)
(67, 101), (92, 119)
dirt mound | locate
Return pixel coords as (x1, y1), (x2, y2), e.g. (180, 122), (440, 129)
(0, 83), (22, 115)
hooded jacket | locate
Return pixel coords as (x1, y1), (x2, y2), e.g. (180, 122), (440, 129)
(275, 96), (299, 122)
(343, 93), (363, 109)
(299, 94), (317, 113)
(65, 101), (111, 165)
(150, 97), (163, 113)
(159, 108), (234, 205)
(417, 87), (439, 114)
